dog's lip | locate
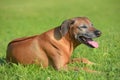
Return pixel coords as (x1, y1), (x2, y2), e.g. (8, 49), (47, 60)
(78, 36), (99, 48)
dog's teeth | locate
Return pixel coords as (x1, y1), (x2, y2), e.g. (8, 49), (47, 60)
(83, 38), (86, 41)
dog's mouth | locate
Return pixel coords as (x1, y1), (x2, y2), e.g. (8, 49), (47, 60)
(78, 36), (99, 48)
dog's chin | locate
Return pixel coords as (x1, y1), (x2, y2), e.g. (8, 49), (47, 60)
(78, 36), (99, 48)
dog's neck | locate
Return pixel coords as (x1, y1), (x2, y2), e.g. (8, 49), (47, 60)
(64, 32), (81, 49)
(53, 27), (80, 55)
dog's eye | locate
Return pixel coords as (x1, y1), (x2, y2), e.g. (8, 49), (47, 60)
(77, 25), (87, 30)
(81, 26), (87, 28)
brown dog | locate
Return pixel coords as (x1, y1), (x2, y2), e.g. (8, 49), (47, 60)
(6, 17), (101, 70)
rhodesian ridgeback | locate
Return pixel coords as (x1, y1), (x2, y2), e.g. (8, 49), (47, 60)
(6, 17), (101, 70)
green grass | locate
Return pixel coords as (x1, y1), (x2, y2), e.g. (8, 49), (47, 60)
(0, 0), (120, 80)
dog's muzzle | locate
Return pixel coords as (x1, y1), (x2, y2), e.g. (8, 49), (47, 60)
(77, 30), (101, 48)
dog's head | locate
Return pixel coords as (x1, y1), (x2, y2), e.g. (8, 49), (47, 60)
(60, 17), (101, 48)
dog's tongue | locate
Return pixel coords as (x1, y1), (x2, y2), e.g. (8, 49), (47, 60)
(88, 41), (99, 48)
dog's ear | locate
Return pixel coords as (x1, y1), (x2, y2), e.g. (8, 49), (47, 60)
(60, 19), (75, 36)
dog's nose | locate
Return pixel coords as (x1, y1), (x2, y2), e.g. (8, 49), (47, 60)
(94, 30), (101, 37)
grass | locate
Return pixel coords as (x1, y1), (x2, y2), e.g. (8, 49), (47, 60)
(0, 0), (120, 80)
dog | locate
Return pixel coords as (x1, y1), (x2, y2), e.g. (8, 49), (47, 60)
(6, 17), (101, 70)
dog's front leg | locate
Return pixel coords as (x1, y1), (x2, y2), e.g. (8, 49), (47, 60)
(71, 58), (95, 65)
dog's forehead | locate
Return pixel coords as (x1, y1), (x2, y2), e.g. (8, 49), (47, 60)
(73, 17), (91, 25)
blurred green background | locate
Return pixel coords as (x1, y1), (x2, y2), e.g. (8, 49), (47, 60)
(0, 0), (120, 80)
